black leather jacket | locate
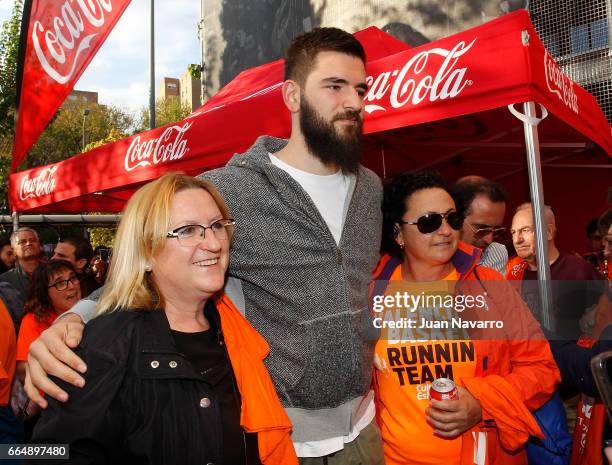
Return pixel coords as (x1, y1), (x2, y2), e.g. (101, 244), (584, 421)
(29, 305), (252, 465)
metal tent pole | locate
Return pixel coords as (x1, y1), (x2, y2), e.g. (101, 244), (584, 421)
(1, 215), (122, 225)
(522, 101), (554, 331)
(149, 0), (156, 130)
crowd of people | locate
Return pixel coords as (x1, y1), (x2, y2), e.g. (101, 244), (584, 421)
(0, 26), (610, 465)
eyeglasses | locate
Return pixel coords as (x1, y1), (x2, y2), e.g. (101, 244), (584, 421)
(398, 211), (464, 234)
(48, 275), (80, 291)
(166, 219), (235, 247)
(467, 222), (506, 239)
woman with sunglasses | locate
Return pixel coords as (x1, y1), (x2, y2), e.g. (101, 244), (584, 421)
(373, 171), (560, 465)
(27, 174), (296, 465)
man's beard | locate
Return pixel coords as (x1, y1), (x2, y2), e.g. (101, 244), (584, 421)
(299, 96), (363, 174)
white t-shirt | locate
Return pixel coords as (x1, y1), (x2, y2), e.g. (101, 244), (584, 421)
(269, 154), (350, 244)
(269, 153), (375, 457)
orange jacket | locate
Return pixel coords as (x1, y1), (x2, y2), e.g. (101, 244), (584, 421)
(0, 299), (16, 406)
(215, 294), (298, 465)
(506, 256), (529, 281)
(374, 242), (560, 464)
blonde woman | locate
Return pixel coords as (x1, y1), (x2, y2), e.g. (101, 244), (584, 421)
(29, 173), (296, 465)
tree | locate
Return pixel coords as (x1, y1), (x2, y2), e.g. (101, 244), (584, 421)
(0, 0), (23, 213)
(0, 0), (22, 138)
(88, 227), (116, 249)
(83, 127), (127, 152)
(136, 97), (191, 133)
(26, 99), (133, 168)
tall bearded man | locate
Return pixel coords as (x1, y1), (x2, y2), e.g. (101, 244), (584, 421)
(26, 28), (384, 464)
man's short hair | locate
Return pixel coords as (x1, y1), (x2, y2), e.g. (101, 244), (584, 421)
(586, 218), (600, 238)
(448, 176), (506, 217)
(59, 236), (94, 264)
(10, 227), (39, 247)
(0, 236), (10, 249)
(598, 209), (612, 237)
(284, 27), (366, 86)
(516, 202), (556, 226)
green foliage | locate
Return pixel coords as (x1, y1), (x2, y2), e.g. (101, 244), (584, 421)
(136, 97), (191, 132)
(0, 154), (10, 212)
(188, 63), (202, 80)
(84, 127), (127, 152)
(27, 99), (133, 168)
(0, 0), (22, 138)
(88, 227), (116, 249)
(0, 1), (23, 213)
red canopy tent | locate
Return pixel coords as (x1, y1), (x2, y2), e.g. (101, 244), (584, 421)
(9, 10), (612, 255)
(7, 25), (411, 214)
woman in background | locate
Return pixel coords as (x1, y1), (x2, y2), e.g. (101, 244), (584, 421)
(16, 260), (82, 384)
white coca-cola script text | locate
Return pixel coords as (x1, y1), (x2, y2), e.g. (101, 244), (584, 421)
(20, 166), (58, 201)
(32, 0), (115, 84)
(544, 51), (579, 114)
(364, 38), (476, 113)
(124, 122), (193, 172)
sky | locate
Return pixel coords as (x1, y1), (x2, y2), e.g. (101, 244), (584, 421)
(0, 0), (202, 115)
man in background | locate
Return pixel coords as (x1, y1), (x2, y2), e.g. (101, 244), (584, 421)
(0, 227), (42, 299)
(0, 237), (15, 274)
(449, 175), (508, 274)
(509, 203), (602, 339)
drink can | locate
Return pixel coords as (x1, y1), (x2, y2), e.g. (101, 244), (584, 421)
(429, 378), (458, 401)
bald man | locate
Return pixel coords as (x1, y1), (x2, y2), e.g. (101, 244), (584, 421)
(509, 203), (603, 339)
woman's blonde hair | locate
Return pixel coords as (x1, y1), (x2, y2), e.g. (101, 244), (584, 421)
(97, 172), (232, 314)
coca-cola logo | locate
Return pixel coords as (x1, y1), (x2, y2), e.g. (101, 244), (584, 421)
(19, 166), (58, 201)
(544, 51), (579, 114)
(125, 122), (193, 172)
(32, 0), (115, 84)
(364, 38), (476, 114)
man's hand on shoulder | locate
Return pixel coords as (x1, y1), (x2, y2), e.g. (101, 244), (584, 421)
(25, 313), (87, 408)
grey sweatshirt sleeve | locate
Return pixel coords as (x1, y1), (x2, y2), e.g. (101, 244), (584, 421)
(56, 286), (104, 324)
(223, 276), (245, 315)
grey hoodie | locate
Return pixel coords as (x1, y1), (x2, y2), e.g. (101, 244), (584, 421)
(202, 136), (382, 441)
(72, 136), (383, 442)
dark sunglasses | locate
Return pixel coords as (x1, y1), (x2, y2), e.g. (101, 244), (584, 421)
(398, 211), (464, 234)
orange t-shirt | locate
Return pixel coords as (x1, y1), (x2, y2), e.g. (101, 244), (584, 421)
(0, 300), (16, 406)
(16, 312), (58, 362)
(374, 266), (477, 465)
